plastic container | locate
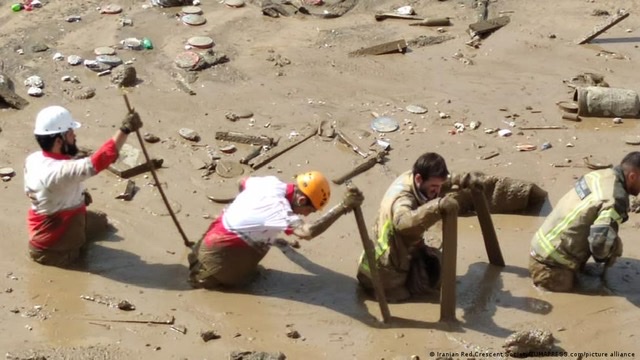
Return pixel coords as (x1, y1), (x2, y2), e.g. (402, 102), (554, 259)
(142, 37), (153, 50)
(11, 3), (23, 11)
(574, 86), (640, 118)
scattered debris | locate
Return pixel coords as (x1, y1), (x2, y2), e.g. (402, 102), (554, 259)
(409, 17), (451, 26)
(188, 36), (215, 49)
(250, 128), (317, 170)
(108, 158), (164, 179)
(613, 117), (623, 124)
(574, 87), (640, 118)
(591, 9), (610, 17)
(349, 39), (407, 56)
(562, 112), (581, 121)
(100, 4), (123, 14)
(540, 142), (552, 151)
(27, 87), (43, 97)
(583, 156), (612, 170)
(374, 13), (423, 21)
(71, 87), (96, 100)
(111, 66), (137, 87)
(577, 10), (629, 45)
(230, 351), (286, 360)
(516, 144), (536, 152)
(66, 15), (82, 22)
(452, 51), (474, 65)
(80, 294), (136, 311)
(85, 315), (175, 325)
(182, 14), (207, 26)
(52, 52), (64, 61)
(31, 43), (49, 53)
(407, 35), (454, 48)
(286, 329), (301, 339)
(480, 151), (500, 160)
(240, 146), (264, 164)
(216, 160), (244, 178)
(405, 104), (427, 114)
(215, 131), (275, 146)
(179, 128), (200, 142)
(0, 70), (29, 109)
(498, 129), (512, 137)
(624, 136), (640, 145)
(220, 144), (237, 154)
(115, 180), (136, 201)
(519, 125), (567, 130)
(564, 72), (609, 89)
(371, 116), (399, 133)
(201, 330), (221, 342)
(503, 329), (555, 357)
(144, 133), (160, 143)
(336, 129), (368, 158)
(24, 76), (44, 89)
(67, 55), (83, 65)
(469, 16), (510, 38)
(170, 325), (187, 334)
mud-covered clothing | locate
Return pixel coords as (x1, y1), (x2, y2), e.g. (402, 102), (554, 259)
(530, 167), (628, 275)
(528, 256), (575, 292)
(24, 139), (118, 260)
(189, 176), (301, 288)
(28, 210), (109, 267)
(357, 170), (447, 300)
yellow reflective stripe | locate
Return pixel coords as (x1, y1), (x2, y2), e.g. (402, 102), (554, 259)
(595, 208), (622, 224)
(359, 220), (393, 273)
(589, 172), (603, 198)
(545, 198), (594, 241)
(534, 230), (574, 267)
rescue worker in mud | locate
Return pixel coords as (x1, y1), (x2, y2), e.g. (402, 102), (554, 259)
(24, 105), (143, 267)
(188, 171), (365, 289)
(529, 152), (640, 292)
(356, 152), (484, 302)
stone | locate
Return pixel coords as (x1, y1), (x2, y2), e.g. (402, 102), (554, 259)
(24, 75), (43, 88)
(31, 43), (49, 53)
(71, 87), (96, 100)
(143, 133), (160, 143)
(110, 66), (137, 87)
(503, 329), (554, 357)
(27, 87), (43, 97)
(178, 128), (199, 141)
(96, 55), (123, 67)
(230, 351), (286, 360)
(67, 55), (83, 65)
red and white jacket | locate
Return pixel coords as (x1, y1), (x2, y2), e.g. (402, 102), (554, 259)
(24, 139), (118, 249)
(203, 176), (302, 250)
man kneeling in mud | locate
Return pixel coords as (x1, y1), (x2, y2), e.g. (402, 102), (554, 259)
(357, 152), (547, 302)
(188, 171), (364, 289)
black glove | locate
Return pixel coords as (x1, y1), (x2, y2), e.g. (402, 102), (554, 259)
(120, 112), (143, 134)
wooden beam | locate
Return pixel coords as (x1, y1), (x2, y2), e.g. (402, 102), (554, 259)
(471, 189), (505, 266)
(439, 199), (458, 323)
(577, 11), (630, 45)
(349, 39), (407, 57)
(215, 131), (275, 146)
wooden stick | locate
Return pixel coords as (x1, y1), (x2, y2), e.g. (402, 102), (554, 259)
(439, 199), (458, 323)
(250, 129), (317, 170)
(353, 205), (391, 323)
(215, 131), (275, 146)
(332, 151), (385, 185)
(123, 95), (194, 248)
(471, 189), (505, 266)
(577, 11), (630, 45)
(519, 125), (567, 130)
(336, 130), (368, 158)
(85, 316), (175, 325)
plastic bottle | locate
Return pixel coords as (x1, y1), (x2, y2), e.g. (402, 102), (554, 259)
(142, 38), (153, 50)
(11, 3), (23, 11)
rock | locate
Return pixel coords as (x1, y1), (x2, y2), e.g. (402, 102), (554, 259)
(27, 87), (43, 97)
(24, 75), (44, 88)
(220, 144), (236, 154)
(236, 110), (254, 119)
(84, 60), (112, 72)
(71, 87), (96, 100)
(67, 55), (83, 65)
(0, 167), (17, 178)
(200, 330), (221, 342)
(503, 329), (554, 357)
(31, 43), (49, 53)
(0, 71), (29, 109)
(406, 104), (427, 114)
(178, 128), (199, 141)
(96, 55), (123, 67)
(285, 329), (300, 339)
(591, 9), (610, 16)
(94, 47), (116, 56)
(117, 300), (136, 311)
(230, 351), (286, 360)
(121, 38), (143, 50)
(52, 52), (64, 61)
(143, 133), (160, 143)
(110, 66), (137, 87)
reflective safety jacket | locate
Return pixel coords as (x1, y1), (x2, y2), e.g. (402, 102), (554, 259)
(358, 171), (442, 285)
(530, 167), (628, 270)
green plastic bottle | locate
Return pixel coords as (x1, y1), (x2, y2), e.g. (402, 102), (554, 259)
(11, 3), (23, 11)
(142, 38), (153, 50)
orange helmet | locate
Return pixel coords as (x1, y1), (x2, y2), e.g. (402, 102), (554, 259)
(296, 171), (331, 210)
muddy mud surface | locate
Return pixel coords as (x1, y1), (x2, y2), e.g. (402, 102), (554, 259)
(1, 0), (640, 358)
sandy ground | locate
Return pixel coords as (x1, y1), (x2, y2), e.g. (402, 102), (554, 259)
(2, 0), (640, 358)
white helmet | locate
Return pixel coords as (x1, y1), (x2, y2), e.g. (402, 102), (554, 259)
(34, 106), (82, 135)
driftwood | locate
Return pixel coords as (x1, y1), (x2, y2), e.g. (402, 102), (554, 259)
(215, 131), (275, 146)
(349, 39), (407, 56)
(577, 11), (630, 45)
(250, 129), (317, 170)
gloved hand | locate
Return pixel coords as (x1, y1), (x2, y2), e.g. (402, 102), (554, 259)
(341, 186), (364, 210)
(438, 193), (459, 214)
(83, 191), (93, 206)
(121, 111), (143, 134)
(450, 171), (485, 190)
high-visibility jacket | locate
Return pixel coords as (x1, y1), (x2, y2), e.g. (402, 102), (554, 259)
(530, 167), (628, 271)
(358, 171), (442, 287)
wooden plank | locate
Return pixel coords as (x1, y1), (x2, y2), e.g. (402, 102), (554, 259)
(375, 13), (424, 21)
(249, 130), (317, 170)
(471, 189), (505, 266)
(577, 11), (630, 45)
(468, 16), (510, 36)
(214, 131), (275, 146)
(332, 151), (385, 185)
(354, 205), (391, 323)
(439, 200), (458, 323)
(0, 82), (29, 110)
(108, 159), (164, 179)
(349, 39), (407, 57)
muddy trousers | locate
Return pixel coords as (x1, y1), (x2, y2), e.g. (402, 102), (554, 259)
(528, 256), (576, 292)
(28, 210), (110, 268)
(188, 241), (267, 289)
(357, 246), (442, 302)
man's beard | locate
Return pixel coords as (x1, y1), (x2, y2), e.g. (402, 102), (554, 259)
(61, 140), (79, 157)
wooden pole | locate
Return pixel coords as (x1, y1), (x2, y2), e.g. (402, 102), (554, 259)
(471, 189), (505, 266)
(577, 11), (630, 45)
(123, 95), (194, 248)
(353, 205), (391, 323)
(439, 198), (458, 322)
